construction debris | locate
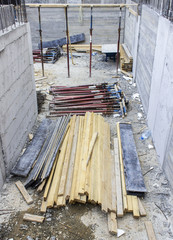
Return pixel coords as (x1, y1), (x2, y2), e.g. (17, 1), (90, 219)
(33, 47), (61, 64)
(49, 83), (128, 117)
(120, 43), (133, 72)
(23, 213), (44, 223)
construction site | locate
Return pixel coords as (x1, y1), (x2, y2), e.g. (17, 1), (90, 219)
(0, 0), (173, 239)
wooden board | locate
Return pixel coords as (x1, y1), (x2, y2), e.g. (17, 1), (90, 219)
(15, 181), (33, 205)
(132, 196), (140, 218)
(65, 117), (80, 200)
(119, 123), (147, 195)
(114, 138), (123, 217)
(145, 221), (157, 240)
(117, 123), (128, 212)
(40, 200), (47, 213)
(127, 195), (133, 212)
(108, 212), (117, 235)
(23, 213), (44, 223)
(138, 198), (147, 217)
(86, 132), (98, 166)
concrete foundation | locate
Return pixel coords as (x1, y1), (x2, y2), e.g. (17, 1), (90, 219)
(0, 23), (37, 188)
(124, 2), (173, 188)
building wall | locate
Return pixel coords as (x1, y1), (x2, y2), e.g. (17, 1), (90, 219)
(124, 3), (173, 189)
(26, 0), (125, 49)
(0, 23), (37, 187)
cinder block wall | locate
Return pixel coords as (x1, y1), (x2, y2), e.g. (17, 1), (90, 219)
(124, 2), (173, 189)
(0, 23), (37, 188)
(26, 0), (125, 49)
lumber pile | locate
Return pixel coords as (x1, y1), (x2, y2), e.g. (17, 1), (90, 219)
(32, 113), (147, 235)
(120, 44), (133, 72)
(49, 83), (128, 117)
(63, 44), (102, 53)
(33, 47), (61, 64)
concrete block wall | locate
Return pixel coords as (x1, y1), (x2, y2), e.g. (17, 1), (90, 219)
(0, 23), (37, 187)
(124, 3), (173, 189)
(26, 0), (125, 49)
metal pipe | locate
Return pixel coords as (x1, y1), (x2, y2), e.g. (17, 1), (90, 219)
(89, 6), (93, 77)
(116, 7), (122, 75)
(38, 6), (44, 77)
(65, 6), (70, 78)
(0, 4), (4, 33)
(15, 0), (20, 25)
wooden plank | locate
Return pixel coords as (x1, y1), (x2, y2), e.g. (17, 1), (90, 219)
(70, 117), (83, 203)
(138, 198), (147, 217)
(23, 213), (44, 223)
(132, 196), (140, 218)
(56, 196), (66, 208)
(84, 112), (94, 196)
(40, 200), (47, 213)
(106, 125), (112, 211)
(46, 127), (70, 207)
(58, 116), (76, 197)
(86, 132), (98, 166)
(108, 212), (117, 235)
(65, 117), (80, 200)
(78, 112), (91, 195)
(114, 138), (124, 217)
(110, 154), (116, 213)
(127, 7), (138, 17)
(37, 179), (46, 193)
(120, 69), (133, 78)
(127, 195), (133, 212)
(117, 123), (128, 212)
(15, 181), (33, 205)
(119, 123), (147, 194)
(43, 153), (59, 200)
(145, 221), (157, 240)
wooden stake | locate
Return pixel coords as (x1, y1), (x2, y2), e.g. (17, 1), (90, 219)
(23, 213), (44, 223)
(145, 221), (157, 240)
(15, 181), (33, 205)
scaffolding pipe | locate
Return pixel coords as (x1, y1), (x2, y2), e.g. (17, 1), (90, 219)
(38, 6), (44, 77)
(89, 6), (93, 78)
(116, 7), (122, 75)
(65, 6), (70, 78)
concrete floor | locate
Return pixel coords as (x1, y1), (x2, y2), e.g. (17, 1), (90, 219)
(0, 52), (173, 240)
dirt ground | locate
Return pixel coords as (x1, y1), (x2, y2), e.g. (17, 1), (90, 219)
(0, 52), (173, 240)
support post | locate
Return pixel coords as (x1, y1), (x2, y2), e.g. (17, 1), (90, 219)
(38, 6), (44, 77)
(116, 7), (122, 75)
(89, 6), (93, 78)
(65, 6), (70, 78)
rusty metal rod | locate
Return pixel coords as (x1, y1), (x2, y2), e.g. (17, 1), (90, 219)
(65, 6), (70, 78)
(89, 6), (93, 77)
(38, 6), (44, 77)
(116, 7), (122, 75)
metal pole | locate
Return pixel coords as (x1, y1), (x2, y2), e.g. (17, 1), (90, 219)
(116, 7), (122, 75)
(15, 0), (20, 25)
(65, 6), (70, 78)
(89, 6), (93, 78)
(38, 6), (44, 77)
(0, 3), (4, 33)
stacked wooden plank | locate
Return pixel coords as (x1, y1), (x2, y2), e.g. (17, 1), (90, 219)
(24, 116), (70, 188)
(35, 113), (147, 235)
(49, 83), (128, 117)
(120, 44), (133, 72)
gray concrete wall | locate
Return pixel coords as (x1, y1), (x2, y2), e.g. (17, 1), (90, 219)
(26, 0), (125, 49)
(124, 4), (173, 188)
(0, 23), (37, 187)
